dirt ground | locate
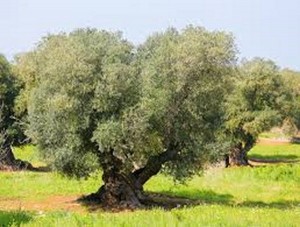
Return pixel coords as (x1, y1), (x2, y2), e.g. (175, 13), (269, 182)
(0, 195), (86, 213)
(257, 138), (290, 145)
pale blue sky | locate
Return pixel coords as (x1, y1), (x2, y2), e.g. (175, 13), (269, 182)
(1, 0), (299, 70)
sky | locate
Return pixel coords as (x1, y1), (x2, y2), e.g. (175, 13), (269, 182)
(0, 0), (299, 70)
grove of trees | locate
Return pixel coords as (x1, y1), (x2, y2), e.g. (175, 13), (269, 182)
(1, 26), (299, 208)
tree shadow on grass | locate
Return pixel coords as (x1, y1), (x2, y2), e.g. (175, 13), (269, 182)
(77, 189), (234, 212)
(152, 189), (300, 210)
(141, 189), (234, 209)
(291, 136), (300, 144)
(249, 154), (299, 163)
(0, 210), (33, 226)
(153, 189), (234, 205)
(78, 189), (299, 211)
(30, 165), (51, 172)
(237, 200), (300, 209)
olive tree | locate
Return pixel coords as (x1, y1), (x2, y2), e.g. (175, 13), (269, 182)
(0, 54), (31, 170)
(224, 58), (298, 166)
(281, 69), (300, 134)
(20, 27), (237, 208)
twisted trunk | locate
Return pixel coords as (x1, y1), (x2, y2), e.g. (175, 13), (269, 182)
(83, 149), (142, 208)
(0, 145), (15, 166)
(226, 143), (249, 166)
(84, 145), (179, 209)
(89, 171), (143, 209)
(225, 137), (255, 167)
(0, 143), (33, 170)
(133, 145), (178, 190)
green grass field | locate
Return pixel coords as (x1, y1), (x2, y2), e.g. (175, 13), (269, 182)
(0, 143), (299, 226)
(249, 143), (300, 162)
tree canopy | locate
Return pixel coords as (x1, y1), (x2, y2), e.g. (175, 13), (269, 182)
(13, 25), (300, 208)
(224, 58), (299, 166)
(16, 26), (238, 207)
(0, 54), (31, 169)
(0, 54), (19, 136)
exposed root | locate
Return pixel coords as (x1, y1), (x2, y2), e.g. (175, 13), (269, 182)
(78, 190), (199, 211)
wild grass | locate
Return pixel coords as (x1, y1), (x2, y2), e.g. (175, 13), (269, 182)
(4, 206), (300, 227)
(0, 210), (33, 226)
(249, 143), (300, 161)
(0, 143), (299, 226)
(13, 145), (45, 167)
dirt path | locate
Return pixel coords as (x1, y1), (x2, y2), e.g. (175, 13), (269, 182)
(0, 195), (87, 213)
(0, 193), (201, 213)
(257, 138), (290, 145)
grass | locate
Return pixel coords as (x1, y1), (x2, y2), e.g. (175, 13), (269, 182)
(3, 206), (300, 227)
(13, 145), (45, 167)
(0, 210), (33, 226)
(0, 143), (299, 226)
(249, 143), (300, 162)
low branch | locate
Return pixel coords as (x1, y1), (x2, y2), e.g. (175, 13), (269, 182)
(133, 143), (179, 189)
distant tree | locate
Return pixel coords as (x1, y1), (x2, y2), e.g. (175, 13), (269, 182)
(0, 54), (31, 170)
(281, 69), (300, 95)
(19, 27), (236, 208)
(281, 69), (300, 133)
(224, 58), (298, 167)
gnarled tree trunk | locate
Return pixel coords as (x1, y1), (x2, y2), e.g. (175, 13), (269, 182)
(0, 143), (33, 170)
(83, 149), (143, 209)
(88, 171), (143, 209)
(225, 138), (255, 167)
(83, 144), (179, 209)
(226, 143), (249, 167)
(0, 145), (16, 167)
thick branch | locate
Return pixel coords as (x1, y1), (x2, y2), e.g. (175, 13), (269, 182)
(134, 144), (179, 189)
(243, 134), (255, 153)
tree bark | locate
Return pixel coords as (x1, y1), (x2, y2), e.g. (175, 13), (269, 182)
(88, 171), (143, 209)
(0, 143), (33, 170)
(83, 149), (143, 209)
(0, 145), (15, 166)
(83, 145), (179, 209)
(133, 145), (178, 190)
(226, 135), (255, 167)
(225, 143), (249, 167)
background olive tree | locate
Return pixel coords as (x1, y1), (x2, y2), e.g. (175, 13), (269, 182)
(0, 54), (30, 169)
(280, 69), (300, 135)
(224, 58), (299, 166)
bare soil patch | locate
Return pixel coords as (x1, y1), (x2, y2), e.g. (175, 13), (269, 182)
(0, 195), (86, 213)
(248, 159), (300, 166)
(257, 138), (290, 145)
(0, 193), (200, 213)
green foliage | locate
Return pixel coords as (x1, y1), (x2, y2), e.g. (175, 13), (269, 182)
(253, 164), (300, 182)
(18, 26), (237, 180)
(16, 29), (137, 177)
(0, 211), (33, 226)
(225, 58), (298, 147)
(0, 55), (17, 113)
(0, 55), (17, 131)
(0, 54), (25, 149)
(281, 69), (300, 129)
(249, 143), (300, 161)
(134, 26), (237, 179)
(281, 69), (300, 96)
